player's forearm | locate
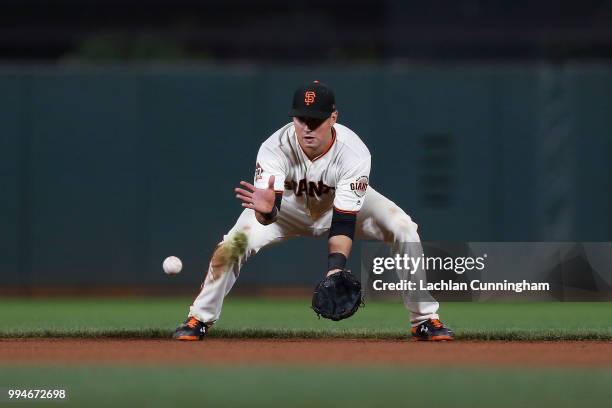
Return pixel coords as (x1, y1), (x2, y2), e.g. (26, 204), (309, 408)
(327, 235), (352, 274)
(328, 234), (352, 257)
(327, 207), (357, 273)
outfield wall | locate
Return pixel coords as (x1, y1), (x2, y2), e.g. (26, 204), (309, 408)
(1, 64), (610, 286)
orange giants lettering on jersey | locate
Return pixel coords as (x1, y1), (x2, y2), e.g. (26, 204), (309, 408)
(304, 91), (316, 105)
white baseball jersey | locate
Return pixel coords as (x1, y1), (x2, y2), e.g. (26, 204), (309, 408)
(253, 122), (371, 221)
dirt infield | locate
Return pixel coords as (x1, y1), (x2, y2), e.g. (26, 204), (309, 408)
(2, 339), (612, 367)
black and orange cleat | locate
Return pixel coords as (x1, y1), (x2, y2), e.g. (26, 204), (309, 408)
(173, 316), (207, 341)
(411, 318), (455, 341)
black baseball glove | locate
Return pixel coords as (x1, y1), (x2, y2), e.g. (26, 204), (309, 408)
(312, 270), (364, 321)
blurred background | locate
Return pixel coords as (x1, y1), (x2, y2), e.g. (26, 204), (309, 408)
(1, 0), (611, 292)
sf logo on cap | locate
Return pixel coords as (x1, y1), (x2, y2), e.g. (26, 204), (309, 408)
(304, 91), (316, 105)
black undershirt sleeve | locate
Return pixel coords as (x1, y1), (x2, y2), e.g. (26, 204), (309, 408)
(329, 208), (357, 240)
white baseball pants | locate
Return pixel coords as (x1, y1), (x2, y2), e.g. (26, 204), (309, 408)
(188, 187), (439, 326)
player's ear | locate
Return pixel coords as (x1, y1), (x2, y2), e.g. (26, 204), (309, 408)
(330, 110), (338, 124)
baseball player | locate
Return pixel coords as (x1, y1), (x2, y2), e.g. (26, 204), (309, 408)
(174, 81), (454, 341)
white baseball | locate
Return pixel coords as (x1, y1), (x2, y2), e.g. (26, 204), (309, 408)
(163, 256), (182, 275)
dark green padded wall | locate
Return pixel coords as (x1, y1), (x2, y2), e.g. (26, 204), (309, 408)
(1, 64), (610, 285)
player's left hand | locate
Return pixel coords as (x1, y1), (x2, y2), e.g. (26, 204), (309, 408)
(235, 175), (276, 214)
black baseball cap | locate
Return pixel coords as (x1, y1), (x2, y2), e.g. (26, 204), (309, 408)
(288, 80), (336, 119)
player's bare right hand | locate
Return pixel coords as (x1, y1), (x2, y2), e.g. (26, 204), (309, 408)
(235, 175), (276, 214)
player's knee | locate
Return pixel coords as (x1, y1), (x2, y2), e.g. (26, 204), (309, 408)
(393, 215), (420, 242)
(212, 231), (252, 268)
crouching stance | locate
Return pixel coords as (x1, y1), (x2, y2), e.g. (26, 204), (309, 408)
(174, 81), (454, 342)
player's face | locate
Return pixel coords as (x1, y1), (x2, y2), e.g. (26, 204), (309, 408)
(293, 111), (338, 155)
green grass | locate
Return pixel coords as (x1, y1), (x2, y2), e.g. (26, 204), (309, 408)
(1, 297), (612, 340)
(3, 298), (610, 407)
(1, 366), (611, 408)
